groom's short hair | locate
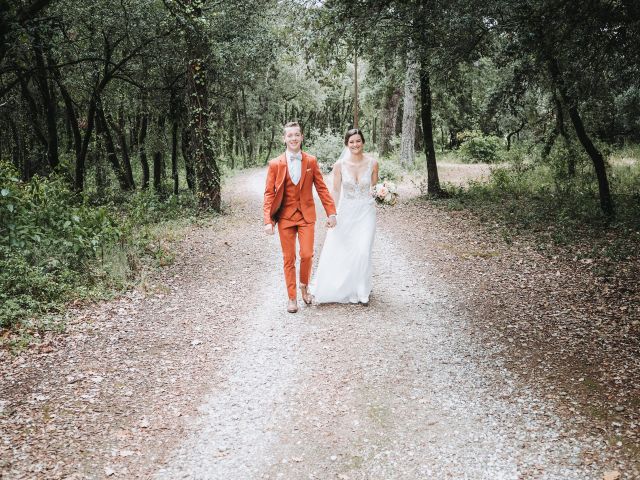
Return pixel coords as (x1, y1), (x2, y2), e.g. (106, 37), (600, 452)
(283, 121), (301, 133)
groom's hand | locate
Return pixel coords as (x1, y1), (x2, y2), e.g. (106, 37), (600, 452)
(326, 215), (337, 229)
(264, 223), (274, 235)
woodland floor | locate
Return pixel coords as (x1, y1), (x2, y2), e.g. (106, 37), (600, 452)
(1, 163), (638, 479)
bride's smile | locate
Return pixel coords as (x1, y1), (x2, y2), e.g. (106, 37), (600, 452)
(347, 134), (364, 156)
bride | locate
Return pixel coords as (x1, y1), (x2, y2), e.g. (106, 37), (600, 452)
(311, 128), (378, 304)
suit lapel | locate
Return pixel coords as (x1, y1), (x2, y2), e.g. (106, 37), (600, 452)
(275, 154), (287, 189)
(298, 152), (309, 190)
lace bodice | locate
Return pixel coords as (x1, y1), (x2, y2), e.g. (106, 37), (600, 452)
(340, 158), (373, 201)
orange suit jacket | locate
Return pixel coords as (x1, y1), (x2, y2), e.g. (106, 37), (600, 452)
(263, 152), (337, 226)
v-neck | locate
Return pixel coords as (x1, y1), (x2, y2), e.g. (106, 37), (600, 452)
(343, 157), (371, 185)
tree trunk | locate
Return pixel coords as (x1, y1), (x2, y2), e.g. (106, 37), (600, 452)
(74, 93), (98, 191)
(129, 114), (140, 155)
(236, 108), (248, 166)
(379, 86), (402, 157)
(171, 121), (179, 195)
(227, 109), (235, 168)
(552, 91), (576, 176)
(153, 151), (162, 193)
(506, 120), (526, 151)
(93, 140), (106, 197)
(372, 116), (377, 146)
(95, 97), (131, 190)
(566, 104), (612, 214)
(419, 61), (443, 196)
(185, 2), (221, 211)
(17, 73), (48, 173)
(264, 125), (276, 164)
(74, 65), (117, 192)
(32, 35), (59, 171)
(108, 106), (135, 189)
(138, 109), (150, 190)
(400, 48), (419, 167)
(548, 59), (613, 217)
(540, 129), (558, 160)
(53, 68), (82, 171)
(415, 114), (423, 152)
(241, 87), (250, 168)
(8, 118), (27, 180)
(181, 127), (195, 191)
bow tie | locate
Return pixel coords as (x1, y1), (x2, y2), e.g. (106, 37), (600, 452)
(289, 153), (301, 162)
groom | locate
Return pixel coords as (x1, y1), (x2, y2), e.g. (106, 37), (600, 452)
(263, 122), (337, 313)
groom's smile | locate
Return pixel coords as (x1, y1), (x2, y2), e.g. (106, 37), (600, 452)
(283, 125), (303, 153)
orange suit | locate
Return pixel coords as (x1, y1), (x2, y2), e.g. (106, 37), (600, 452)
(263, 152), (337, 299)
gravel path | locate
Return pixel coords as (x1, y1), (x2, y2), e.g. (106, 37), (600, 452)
(156, 169), (617, 479)
(1, 167), (631, 479)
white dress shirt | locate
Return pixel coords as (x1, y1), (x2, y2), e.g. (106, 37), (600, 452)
(286, 150), (302, 185)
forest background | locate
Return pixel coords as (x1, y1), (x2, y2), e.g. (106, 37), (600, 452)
(1, 0), (639, 337)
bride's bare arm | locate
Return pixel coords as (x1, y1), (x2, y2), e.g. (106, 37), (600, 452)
(371, 158), (379, 186)
(332, 161), (342, 205)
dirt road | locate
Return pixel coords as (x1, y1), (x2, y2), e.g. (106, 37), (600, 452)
(1, 167), (633, 479)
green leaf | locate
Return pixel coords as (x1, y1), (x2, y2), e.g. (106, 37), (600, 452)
(1, 189), (9, 197)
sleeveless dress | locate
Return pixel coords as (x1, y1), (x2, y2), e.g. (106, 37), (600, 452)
(311, 157), (376, 304)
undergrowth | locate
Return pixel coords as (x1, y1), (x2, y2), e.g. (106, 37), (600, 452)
(0, 161), (198, 338)
(430, 143), (640, 261)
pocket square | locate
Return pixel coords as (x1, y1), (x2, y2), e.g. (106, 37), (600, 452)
(306, 169), (311, 172)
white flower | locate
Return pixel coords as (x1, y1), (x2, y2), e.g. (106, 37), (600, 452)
(373, 182), (399, 205)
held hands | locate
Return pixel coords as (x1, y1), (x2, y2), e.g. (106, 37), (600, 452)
(326, 215), (337, 229)
(264, 223), (275, 235)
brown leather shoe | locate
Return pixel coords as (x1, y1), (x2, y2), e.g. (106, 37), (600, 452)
(300, 284), (312, 305)
(287, 299), (298, 313)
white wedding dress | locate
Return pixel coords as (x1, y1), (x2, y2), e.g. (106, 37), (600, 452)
(311, 157), (376, 304)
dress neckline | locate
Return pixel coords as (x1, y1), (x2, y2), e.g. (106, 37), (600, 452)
(342, 157), (372, 185)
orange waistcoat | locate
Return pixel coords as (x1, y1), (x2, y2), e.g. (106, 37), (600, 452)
(263, 152), (337, 226)
(279, 167), (303, 220)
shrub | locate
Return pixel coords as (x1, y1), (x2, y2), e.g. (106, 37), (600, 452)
(0, 163), (124, 328)
(1, 163), (121, 262)
(0, 161), (200, 330)
(0, 245), (70, 328)
(377, 159), (403, 182)
(306, 130), (345, 173)
(459, 132), (503, 164)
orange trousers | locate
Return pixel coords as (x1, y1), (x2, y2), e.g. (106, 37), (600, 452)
(277, 211), (315, 300)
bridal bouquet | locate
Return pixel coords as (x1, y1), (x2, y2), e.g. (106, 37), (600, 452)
(373, 181), (398, 205)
